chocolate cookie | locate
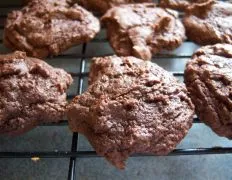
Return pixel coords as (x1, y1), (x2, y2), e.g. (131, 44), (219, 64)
(101, 3), (185, 60)
(68, 56), (194, 168)
(0, 51), (73, 135)
(77, 0), (152, 14)
(159, 0), (213, 11)
(4, 0), (100, 58)
(185, 44), (232, 139)
(183, 1), (232, 45)
(23, 0), (74, 5)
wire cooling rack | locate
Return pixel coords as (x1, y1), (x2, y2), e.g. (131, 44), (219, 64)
(0, 0), (232, 180)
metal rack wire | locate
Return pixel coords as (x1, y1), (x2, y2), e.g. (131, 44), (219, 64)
(0, 0), (232, 180)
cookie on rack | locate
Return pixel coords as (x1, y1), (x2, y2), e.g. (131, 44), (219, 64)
(22, 0), (74, 5)
(4, 0), (100, 58)
(77, 0), (152, 14)
(68, 55), (194, 169)
(159, 0), (214, 11)
(185, 44), (232, 139)
(101, 3), (185, 61)
(183, 1), (232, 45)
(0, 51), (73, 135)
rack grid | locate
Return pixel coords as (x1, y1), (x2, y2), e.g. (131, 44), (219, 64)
(0, 0), (232, 180)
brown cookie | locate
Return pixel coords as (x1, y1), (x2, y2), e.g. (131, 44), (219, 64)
(77, 0), (152, 14)
(159, 0), (214, 11)
(23, 0), (74, 5)
(0, 51), (73, 135)
(101, 3), (185, 60)
(183, 1), (232, 45)
(68, 56), (194, 169)
(4, 0), (100, 58)
(185, 44), (232, 139)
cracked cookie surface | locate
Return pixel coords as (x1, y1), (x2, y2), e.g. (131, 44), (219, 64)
(77, 0), (152, 14)
(183, 1), (232, 45)
(68, 56), (194, 168)
(185, 44), (232, 139)
(0, 51), (73, 135)
(160, 0), (213, 11)
(4, 0), (100, 58)
(101, 3), (185, 60)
